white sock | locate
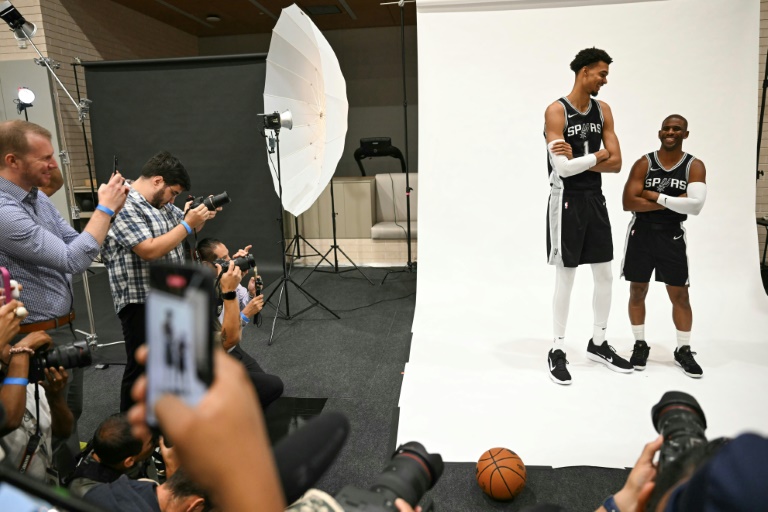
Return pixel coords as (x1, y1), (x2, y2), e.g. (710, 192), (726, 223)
(553, 336), (566, 351)
(677, 330), (691, 349)
(632, 324), (645, 342)
(592, 325), (607, 345)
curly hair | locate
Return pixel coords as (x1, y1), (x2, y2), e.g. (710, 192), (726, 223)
(570, 47), (613, 73)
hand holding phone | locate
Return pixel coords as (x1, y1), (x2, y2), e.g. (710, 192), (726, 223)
(1, 267), (28, 318)
(145, 263), (215, 428)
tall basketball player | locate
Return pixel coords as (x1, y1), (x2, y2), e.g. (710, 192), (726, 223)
(621, 115), (707, 378)
(545, 47), (633, 385)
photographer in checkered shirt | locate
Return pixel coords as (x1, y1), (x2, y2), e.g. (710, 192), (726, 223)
(101, 151), (217, 412)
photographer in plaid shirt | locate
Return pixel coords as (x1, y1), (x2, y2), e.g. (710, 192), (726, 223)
(101, 151), (216, 411)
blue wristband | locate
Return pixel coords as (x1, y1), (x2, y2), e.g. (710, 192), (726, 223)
(95, 204), (115, 217)
(602, 495), (619, 512)
(180, 220), (193, 234)
(240, 312), (250, 324)
(3, 377), (29, 386)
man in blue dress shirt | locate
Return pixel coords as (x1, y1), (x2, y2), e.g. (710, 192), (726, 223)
(0, 120), (128, 477)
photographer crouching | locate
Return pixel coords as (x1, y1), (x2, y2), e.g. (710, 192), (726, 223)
(0, 330), (74, 484)
(197, 238), (283, 410)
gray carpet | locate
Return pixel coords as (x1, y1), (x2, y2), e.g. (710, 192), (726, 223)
(73, 265), (630, 511)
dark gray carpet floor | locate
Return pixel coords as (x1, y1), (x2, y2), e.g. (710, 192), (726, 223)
(72, 264), (629, 511)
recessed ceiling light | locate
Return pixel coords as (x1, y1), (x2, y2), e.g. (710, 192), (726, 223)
(206, 14), (221, 22)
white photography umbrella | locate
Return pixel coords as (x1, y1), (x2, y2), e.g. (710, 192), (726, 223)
(264, 4), (348, 217)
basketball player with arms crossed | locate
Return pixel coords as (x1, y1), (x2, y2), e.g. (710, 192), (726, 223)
(545, 47), (633, 385)
(621, 115), (706, 378)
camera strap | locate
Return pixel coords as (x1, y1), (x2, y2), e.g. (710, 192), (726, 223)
(18, 382), (42, 475)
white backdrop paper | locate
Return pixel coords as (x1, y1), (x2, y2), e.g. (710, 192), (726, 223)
(399, 0), (768, 467)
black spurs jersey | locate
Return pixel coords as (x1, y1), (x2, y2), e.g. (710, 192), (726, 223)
(546, 97), (605, 191)
(636, 151), (696, 224)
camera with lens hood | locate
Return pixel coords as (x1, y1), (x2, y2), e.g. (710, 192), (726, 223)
(188, 191), (231, 211)
(27, 340), (92, 383)
(651, 390), (708, 472)
(334, 442), (443, 511)
(214, 254), (256, 274)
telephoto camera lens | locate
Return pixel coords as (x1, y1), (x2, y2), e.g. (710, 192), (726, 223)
(334, 442), (444, 511)
(214, 254), (256, 273)
(651, 391), (708, 472)
(203, 191), (230, 211)
(28, 340), (92, 382)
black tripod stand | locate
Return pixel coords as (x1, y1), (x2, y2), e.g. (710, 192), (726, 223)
(263, 123), (339, 345)
(302, 178), (374, 285)
(381, 0), (416, 284)
(285, 216), (334, 271)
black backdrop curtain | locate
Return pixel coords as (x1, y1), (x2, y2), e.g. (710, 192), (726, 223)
(83, 54), (283, 285)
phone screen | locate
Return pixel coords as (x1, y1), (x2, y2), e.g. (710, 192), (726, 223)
(146, 263), (214, 427)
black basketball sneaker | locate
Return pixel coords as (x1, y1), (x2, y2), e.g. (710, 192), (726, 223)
(674, 345), (703, 378)
(630, 340), (651, 370)
(586, 339), (633, 373)
(548, 349), (572, 385)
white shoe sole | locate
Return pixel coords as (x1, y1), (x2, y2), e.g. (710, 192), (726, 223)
(675, 361), (703, 378)
(586, 352), (634, 373)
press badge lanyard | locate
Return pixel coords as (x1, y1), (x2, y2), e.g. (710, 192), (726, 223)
(18, 383), (42, 474)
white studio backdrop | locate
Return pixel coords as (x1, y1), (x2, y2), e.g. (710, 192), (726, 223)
(399, 0), (768, 467)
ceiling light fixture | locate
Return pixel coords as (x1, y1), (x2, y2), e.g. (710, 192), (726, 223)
(205, 14), (221, 22)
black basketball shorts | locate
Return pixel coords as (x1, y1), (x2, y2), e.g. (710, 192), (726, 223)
(546, 188), (613, 268)
(621, 219), (689, 286)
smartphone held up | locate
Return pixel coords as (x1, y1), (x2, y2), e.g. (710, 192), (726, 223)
(145, 262), (215, 428)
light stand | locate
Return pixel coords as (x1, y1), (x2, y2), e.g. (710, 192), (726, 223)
(301, 177), (374, 285)
(262, 114), (339, 345)
(2, 1), (114, 354)
(284, 215), (335, 271)
(14, 86), (34, 120)
(380, 0), (416, 284)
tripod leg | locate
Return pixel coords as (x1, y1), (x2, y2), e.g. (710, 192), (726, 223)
(301, 245), (335, 286)
(268, 280), (287, 346)
(335, 246), (374, 285)
(288, 277), (340, 319)
(297, 235), (335, 268)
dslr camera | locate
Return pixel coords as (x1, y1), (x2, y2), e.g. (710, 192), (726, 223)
(27, 341), (92, 382)
(651, 391), (708, 472)
(214, 254), (256, 274)
(334, 442), (443, 511)
(188, 191), (231, 211)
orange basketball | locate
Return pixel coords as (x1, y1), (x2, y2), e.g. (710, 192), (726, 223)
(476, 447), (526, 501)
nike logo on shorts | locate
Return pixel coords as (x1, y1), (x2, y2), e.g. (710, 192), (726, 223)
(674, 234), (683, 240)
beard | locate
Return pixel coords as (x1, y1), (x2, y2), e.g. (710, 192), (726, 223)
(149, 188), (165, 209)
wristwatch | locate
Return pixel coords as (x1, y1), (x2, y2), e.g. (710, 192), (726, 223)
(221, 290), (237, 301)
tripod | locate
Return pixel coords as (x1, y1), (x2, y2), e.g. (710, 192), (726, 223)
(264, 126), (339, 345)
(285, 216), (335, 271)
(302, 178), (374, 285)
(381, 0), (416, 284)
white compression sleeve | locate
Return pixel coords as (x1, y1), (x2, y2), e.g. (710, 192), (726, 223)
(591, 262), (612, 337)
(553, 266), (576, 339)
(548, 139), (597, 178)
(657, 182), (707, 216)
